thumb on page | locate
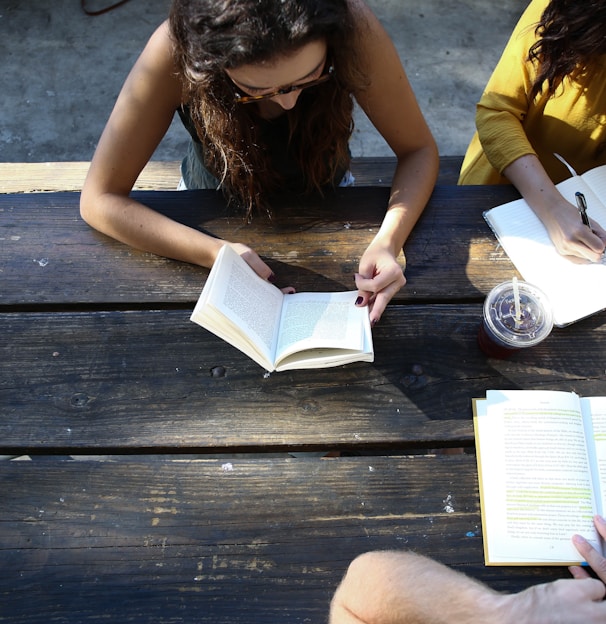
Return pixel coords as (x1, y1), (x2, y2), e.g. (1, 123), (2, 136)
(228, 242), (274, 282)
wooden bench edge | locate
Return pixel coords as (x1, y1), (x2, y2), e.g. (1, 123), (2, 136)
(0, 161), (183, 194)
(0, 156), (463, 194)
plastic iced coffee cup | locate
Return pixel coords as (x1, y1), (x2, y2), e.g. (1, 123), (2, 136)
(478, 279), (554, 358)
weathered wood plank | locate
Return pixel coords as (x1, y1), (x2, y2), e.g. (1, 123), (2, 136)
(0, 160), (182, 193)
(0, 456), (564, 623)
(2, 306), (604, 455)
(0, 185), (521, 307)
(350, 155), (463, 185)
(0, 157), (463, 193)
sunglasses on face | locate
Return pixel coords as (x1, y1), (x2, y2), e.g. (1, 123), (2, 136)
(233, 65), (335, 104)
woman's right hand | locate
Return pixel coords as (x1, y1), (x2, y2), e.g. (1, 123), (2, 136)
(541, 195), (606, 263)
(226, 242), (295, 294)
(504, 155), (606, 263)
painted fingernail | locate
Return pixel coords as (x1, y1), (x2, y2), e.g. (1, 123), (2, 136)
(355, 296), (363, 305)
(268, 272), (276, 283)
(371, 318), (379, 327)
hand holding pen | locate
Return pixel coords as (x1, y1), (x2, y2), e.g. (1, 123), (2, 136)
(575, 192), (592, 229)
(574, 191), (606, 262)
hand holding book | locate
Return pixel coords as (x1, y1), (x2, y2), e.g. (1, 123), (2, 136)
(473, 390), (606, 565)
(190, 245), (373, 372)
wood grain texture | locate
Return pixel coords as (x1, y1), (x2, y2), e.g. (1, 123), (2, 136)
(0, 456), (564, 623)
(1, 172), (599, 620)
(0, 185), (521, 307)
(0, 160), (182, 193)
(2, 306), (604, 454)
(0, 156), (463, 193)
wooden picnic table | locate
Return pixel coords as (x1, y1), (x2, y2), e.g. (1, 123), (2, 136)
(1, 161), (605, 622)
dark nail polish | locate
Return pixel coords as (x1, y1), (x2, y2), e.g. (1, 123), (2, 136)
(355, 296), (363, 305)
(268, 272), (276, 283)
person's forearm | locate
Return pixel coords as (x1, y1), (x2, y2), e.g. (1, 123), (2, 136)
(372, 144), (438, 256)
(329, 549), (606, 624)
(502, 154), (563, 222)
(329, 551), (513, 624)
(80, 192), (223, 267)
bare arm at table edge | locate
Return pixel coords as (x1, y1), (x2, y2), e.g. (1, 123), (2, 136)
(329, 547), (606, 624)
(349, 0), (439, 323)
(80, 22), (273, 279)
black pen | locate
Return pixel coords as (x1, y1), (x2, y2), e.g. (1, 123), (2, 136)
(575, 191), (592, 228)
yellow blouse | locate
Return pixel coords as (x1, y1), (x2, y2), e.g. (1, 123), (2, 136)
(459, 0), (606, 185)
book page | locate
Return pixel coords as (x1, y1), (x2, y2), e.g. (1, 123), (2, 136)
(274, 291), (366, 364)
(476, 390), (600, 564)
(190, 245), (283, 369)
(484, 173), (606, 326)
(582, 397), (606, 519)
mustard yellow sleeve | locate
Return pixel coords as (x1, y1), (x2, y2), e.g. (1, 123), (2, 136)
(460, 0), (548, 182)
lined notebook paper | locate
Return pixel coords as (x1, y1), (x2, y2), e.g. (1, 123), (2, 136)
(483, 165), (606, 326)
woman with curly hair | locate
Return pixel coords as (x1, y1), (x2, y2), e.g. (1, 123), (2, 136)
(459, 0), (606, 262)
(80, 0), (438, 325)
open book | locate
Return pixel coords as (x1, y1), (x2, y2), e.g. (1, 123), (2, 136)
(190, 244), (373, 372)
(473, 389), (606, 565)
(483, 163), (606, 326)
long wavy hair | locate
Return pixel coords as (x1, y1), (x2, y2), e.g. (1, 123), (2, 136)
(169, 0), (366, 216)
(528, 0), (606, 100)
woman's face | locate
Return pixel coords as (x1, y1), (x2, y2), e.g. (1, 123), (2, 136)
(225, 39), (328, 112)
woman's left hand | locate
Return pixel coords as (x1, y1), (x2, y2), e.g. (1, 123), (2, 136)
(354, 242), (406, 326)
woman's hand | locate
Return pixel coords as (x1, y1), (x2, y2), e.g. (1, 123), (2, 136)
(504, 155), (606, 262)
(354, 241), (406, 326)
(227, 242), (295, 294)
(539, 196), (606, 263)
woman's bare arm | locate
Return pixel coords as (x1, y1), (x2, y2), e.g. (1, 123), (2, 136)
(349, 0), (439, 323)
(80, 22), (273, 279)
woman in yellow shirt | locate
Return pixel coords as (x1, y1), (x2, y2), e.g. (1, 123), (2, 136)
(459, 0), (606, 262)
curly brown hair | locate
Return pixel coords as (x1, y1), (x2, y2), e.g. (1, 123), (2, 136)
(169, 0), (367, 217)
(528, 0), (606, 100)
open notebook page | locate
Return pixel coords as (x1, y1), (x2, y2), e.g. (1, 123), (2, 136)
(484, 175), (606, 326)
